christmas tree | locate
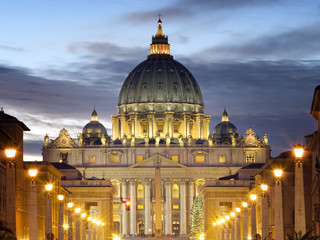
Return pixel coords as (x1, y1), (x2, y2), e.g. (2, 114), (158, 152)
(190, 195), (204, 240)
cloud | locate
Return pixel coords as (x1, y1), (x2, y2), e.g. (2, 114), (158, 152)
(0, 45), (24, 52)
(200, 24), (320, 60)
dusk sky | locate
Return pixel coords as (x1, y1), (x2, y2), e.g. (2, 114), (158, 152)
(1, 0), (319, 161)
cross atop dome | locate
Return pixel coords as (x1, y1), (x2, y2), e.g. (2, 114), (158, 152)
(150, 17), (170, 55)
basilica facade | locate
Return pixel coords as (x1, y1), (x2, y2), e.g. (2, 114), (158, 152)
(42, 19), (270, 237)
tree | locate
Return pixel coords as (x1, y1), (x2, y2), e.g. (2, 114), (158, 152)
(190, 195), (204, 240)
(0, 220), (16, 240)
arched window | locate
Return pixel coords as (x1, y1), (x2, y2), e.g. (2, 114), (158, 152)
(137, 184), (144, 199)
(172, 184), (179, 199)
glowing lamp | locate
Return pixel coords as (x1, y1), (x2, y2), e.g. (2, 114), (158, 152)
(220, 218), (225, 223)
(113, 235), (120, 240)
(67, 202), (74, 208)
(250, 194), (257, 201)
(293, 145), (304, 158)
(81, 213), (87, 218)
(45, 184), (53, 191)
(199, 233), (205, 240)
(261, 184), (268, 192)
(217, 220), (221, 225)
(236, 207), (241, 213)
(57, 194), (64, 201)
(92, 218), (97, 224)
(230, 212), (235, 217)
(101, 222), (105, 226)
(75, 208), (81, 214)
(28, 169), (38, 177)
(274, 169), (283, 178)
(242, 202), (248, 208)
(213, 222), (217, 226)
(225, 215), (230, 220)
(87, 216), (92, 221)
(5, 149), (16, 158)
(63, 224), (69, 230)
(97, 220), (101, 225)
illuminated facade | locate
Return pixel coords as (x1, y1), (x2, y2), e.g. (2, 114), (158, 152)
(43, 19), (270, 237)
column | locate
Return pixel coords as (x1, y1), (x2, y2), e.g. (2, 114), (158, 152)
(295, 161), (306, 234)
(120, 115), (126, 138)
(200, 115), (204, 139)
(145, 179), (151, 235)
(29, 179), (38, 240)
(88, 222), (92, 240)
(58, 201), (64, 240)
(226, 222), (230, 240)
(130, 179), (137, 235)
(188, 179), (195, 222)
(68, 209), (73, 240)
(261, 194), (269, 240)
(122, 180), (129, 237)
(112, 116), (118, 140)
(45, 192), (53, 237)
(235, 214), (241, 240)
(165, 179), (172, 235)
(251, 204), (257, 239)
(81, 215), (86, 240)
(75, 214), (81, 240)
(242, 208), (248, 240)
(184, 114), (191, 137)
(5, 161), (16, 235)
(275, 179), (284, 240)
(147, 114), (154, 138)
(92, 224), (96, 240)
(166, 112), (174, 138)
(180, 179), (187, 235)
(230, 218), (235, 240)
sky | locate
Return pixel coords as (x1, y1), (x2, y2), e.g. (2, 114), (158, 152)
(0, 0), (319, 161)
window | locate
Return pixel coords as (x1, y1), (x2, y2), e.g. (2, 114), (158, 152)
(172, 184), (179, 199)
(219, 156), (226, 163)
(172, 156), (179, 162)
(172, 205), (179, 210)
(110, 156), (119, 163)
(138, 205), (144, 210)
(137, 156), (143, 162)
(195, 156), (205, 163)
(219, 202), (232, 214)
(89, 155), (96, 163)
(137, 184), (144, 199)
(246, 152), (255, 163)
(156, 121), (164, 133)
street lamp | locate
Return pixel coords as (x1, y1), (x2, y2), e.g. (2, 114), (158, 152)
(242, 201), (248, 240)
(67, 202), (74, 240)
(28, 168), (38, 240)
(57, 194), (65, 240)
(293, 144), (306, 235)
(274, 169), (284, 240)
(260, 184), (269, 239)
(45, 184), (53, 238)
(250, 194), (257, 238)
(4, 147), (17, 235)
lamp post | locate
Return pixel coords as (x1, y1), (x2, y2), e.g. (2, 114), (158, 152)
(81, 212), (87, 240)
(225, 215), (230, 240)
(293, 144), (306, 235)
(92, 218), (97, 240)
(5, 148), (17, 235)
(260, 184), (269, 240)
(235, 208), (241, 240)
(45, 184), (53, 238)
(57, 194), (65, 240)
(28, 169), (38, 240)
(75, 207), (81, 240)
(217, 220), (221, 240)
(230, 212), (236, 240)
(242, 202), (248, 240)
(88, 216), (93, 240)
(67, 202), (74, 240)
(274, 169), (284, 240)
(250, 194), (257, 239)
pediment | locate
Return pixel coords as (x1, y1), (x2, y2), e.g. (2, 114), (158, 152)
(129, 154), (187, 168)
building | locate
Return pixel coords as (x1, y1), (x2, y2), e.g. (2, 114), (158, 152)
(309, 85), (320, 234)
(43, 19), (271, 238)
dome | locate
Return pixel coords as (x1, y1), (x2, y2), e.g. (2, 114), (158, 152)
(82, 109), (107, 145)
(118, 19), (204, 114)
(212, 109), (239, 144)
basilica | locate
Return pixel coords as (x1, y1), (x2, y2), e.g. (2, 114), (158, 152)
(42, 19), (270, 237)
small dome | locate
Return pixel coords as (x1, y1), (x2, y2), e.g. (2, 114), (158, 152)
(212, 109), (238, 144)
(82, 109), (107, 145)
